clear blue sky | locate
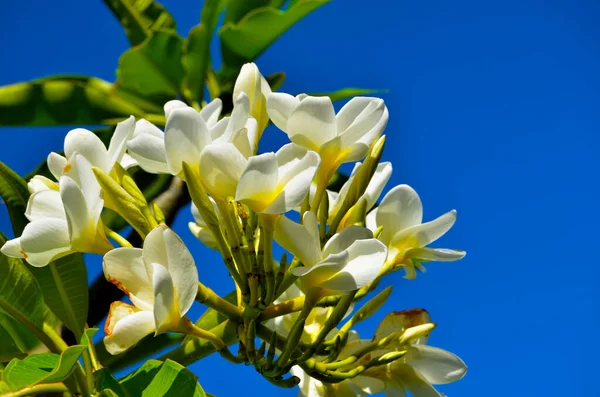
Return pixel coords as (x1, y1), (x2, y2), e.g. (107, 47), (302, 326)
(2, 1), (599, 396)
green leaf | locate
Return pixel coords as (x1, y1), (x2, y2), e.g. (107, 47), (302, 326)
(120, 359), (205, 397)
(96, 368), (130, 397)
(28, 255), (88, 338)
(0, 322), (26, 362)
(223, 0), (270, 24)
(0, 309), (41, 362)
(0, 76), (146, 127)
(103, 0), (177, 46)
(183, 0), (223, 102)
(2, 345), (86, 391)
(0, 234), (47, 345)
(116, 31), (185, 102)
(219, 0), (329, 69)
(311, 87), (386, 103)
(0, 162), (30, 236)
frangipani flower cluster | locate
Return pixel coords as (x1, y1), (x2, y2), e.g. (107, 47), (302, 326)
(1, 62), (467, 394)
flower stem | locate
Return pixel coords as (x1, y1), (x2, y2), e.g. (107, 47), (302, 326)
(196, 282), (243, 321)
(177, 317), (243, 364)
(103, 225), (133, 248)
(259, 214), (277, 305)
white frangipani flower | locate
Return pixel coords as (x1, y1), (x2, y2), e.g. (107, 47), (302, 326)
(366, 185), (465, 279)
(163, 94), (257, 177)
(27, 175), (58, 193)
(267, 94), (388, 186)
(47, 116), (136, 179)
(274, 212), (387, 294)
(103, 225), (198, 355)
(351, 310), (467, 397)
(1, 153), (112, 266)
(234, 143), (320, 214)
(233, 62), (271, 139)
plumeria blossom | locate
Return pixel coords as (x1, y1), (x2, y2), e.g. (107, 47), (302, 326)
(291, 310), (467, 397)
(1, 153), (112, 266)
(274, 212), (387, 294)
(47, 116), (136, 179)
(366, 185), (465, 279)
(103, 225), (198, 354)
(267, 94), (388, 186)
(233, 62), (271, 140)
(164, 94), (258, 177)
(188, 199), (220, 250)
(230, 143), (320, 214)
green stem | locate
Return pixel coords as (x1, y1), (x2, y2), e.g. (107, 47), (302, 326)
(177, 317), (243, 364)
(103, 225), (133, 248)
(259, 214), (277, 305)
(196, 282), (243, 321)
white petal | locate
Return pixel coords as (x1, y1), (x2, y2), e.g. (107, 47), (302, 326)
(163, 100), (188, 119)
(20, 218), (71, 267)
(377, 185), (423, 245)
(64, 128), (111, 171)
(127, 120), (169, 174)
(47, 152), (67, 180)
(103, 248), (153, 311)
(234, 63), (262, 114)
(373, 309), (432, 342)
(366, 208), (378, 232)
(160, 226), (198, 317)
(231, 118), (258, 158)
(199, 143), (248, 199)
(290, 365), (324, 397)
(142, 225), (168, 269)
(322, 226), (373, 257)
(151, 263), (180, 334)
(287, 96), (336, 150)
(266, 92), (300, 132)
(351, 375), (387, 395)
(263, 144), (320, 214)
(338, 98), (388, 162)
(394, 210), (457, 248)
(104, 302), (155, 355)
(28, 175), (58, 193)
(227, 92), (250, 139)
(406, 247), (466, 262)
(62, 154), (103, 228)
(107, 116), (136, 168)
(274, 213), (321, 267)
(188, 223), (218, 250)
(0, 238), (25, 259)
(119, 153), (138, 169)
(25, 190), (66, 221)
(59, 176), (94, 242)
(292, 251), (349, 291)
(406, 345), (467, 385)
(364, 162), (393, 209)
(190, 197), (218, 227)
(235, 152), (278, 213)
(320, 239), (387, 291)
(164, 107), (209, 175)
(391, 363), (444, 397)
(199, 98), (222, 128)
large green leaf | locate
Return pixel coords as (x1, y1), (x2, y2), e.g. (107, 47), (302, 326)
(0, 162), (30, 236)
(96, 368), (130, 397)
(103, 0), (177, 46)
(219, 0), (330, 69)
(29, 254), (88, 338)
(120, 359), (205, 397)
(183, 0), (223, 102)
(0, 309), (42, 362)
(116, 31), (185, 102)
(2, 345), (86, 391)
(0, 323), (26, 362)
(0, 234), (47, 344)
(0, 76), (146, 127)
(311, 87), (386, 102)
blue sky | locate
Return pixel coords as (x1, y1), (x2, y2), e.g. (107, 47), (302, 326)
(2, 0), (599, 396)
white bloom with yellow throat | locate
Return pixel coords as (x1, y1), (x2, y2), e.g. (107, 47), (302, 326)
(1, 153), (112, 266)
(47, 116), (136, 177)
(267, 93), (388, 190)
(274, 212), (387, 294)
(366, 185), (465, 279)
(103, 225), (198, 354)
